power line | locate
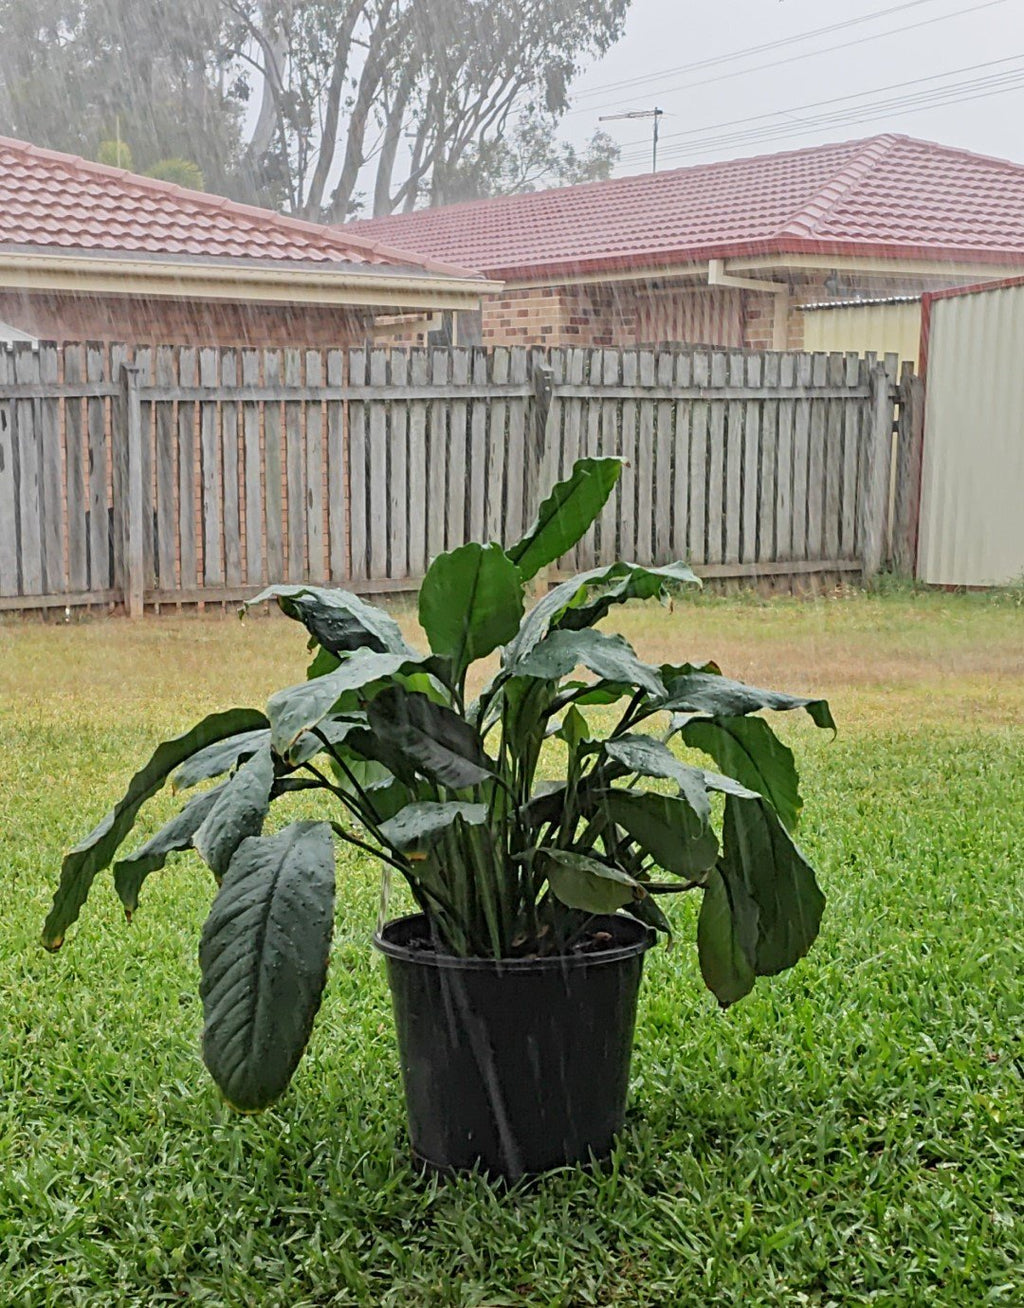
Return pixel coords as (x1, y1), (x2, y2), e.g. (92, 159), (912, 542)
(615, 60), (1024, 167)
(572, 0), (947, 103)
(571, 0), (1008, 119)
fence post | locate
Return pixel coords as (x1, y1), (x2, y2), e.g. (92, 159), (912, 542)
(527, 355), (554, 592)
(115, 363), (145, 617)
(861, 362), (893, 582)
(891, 367), (925, 577)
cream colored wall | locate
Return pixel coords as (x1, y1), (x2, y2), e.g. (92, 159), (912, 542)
(917, 284), (1024, 586)
(802, 301), (922, 367)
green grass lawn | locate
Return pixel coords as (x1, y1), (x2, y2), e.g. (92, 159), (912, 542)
(1, 589), (1022, 1306)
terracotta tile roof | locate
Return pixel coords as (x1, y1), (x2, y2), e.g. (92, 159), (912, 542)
(0, 135), (473, 276)
(346, 135), (1024, 278)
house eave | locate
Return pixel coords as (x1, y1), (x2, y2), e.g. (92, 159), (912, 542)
(0, 249), (496, 311)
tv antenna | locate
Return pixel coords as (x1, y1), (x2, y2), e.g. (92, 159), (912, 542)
(598, 107), (664, 173)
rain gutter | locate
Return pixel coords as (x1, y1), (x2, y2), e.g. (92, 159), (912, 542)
(0, 251), (495, 311)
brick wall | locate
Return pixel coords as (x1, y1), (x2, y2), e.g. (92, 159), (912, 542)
(0, 290), (373, 349)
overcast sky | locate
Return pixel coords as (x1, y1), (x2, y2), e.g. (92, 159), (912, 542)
(562, 0), (1024, 175)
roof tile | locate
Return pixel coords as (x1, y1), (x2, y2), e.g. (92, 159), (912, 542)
(347, 134), (1024, 276)
(0, 134), (476, 276)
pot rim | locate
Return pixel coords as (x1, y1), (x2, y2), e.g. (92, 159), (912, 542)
(373, 911), (655, 973)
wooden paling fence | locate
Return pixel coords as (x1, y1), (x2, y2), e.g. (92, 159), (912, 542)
(0, 342), (913, 614)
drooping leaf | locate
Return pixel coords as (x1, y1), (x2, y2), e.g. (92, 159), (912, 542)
(42, 707), (269, 950)
(378, 801), (488, 854)
(660, 671), (835, 732)
(368, 687), (494, 789)
(627, 893), (673, 937)
(680, 715), (803, 832)
(171, 728), (270, 793)
(113, 780), (229, 917)
(542, 849), (643, 915)
(718, 794), (825, 977)
(418, 542), (524, 683)
(193, 747), (276, 880)
(504, 560), (700, 668)
(604, 735), (711, 825)
(266, 649), (427, 757)
(602, 790), (719, 879)
(697, 867), (758, 1007)
(199, 821), (335, 1113)
(507, 457), (623, 581)
(513, 629), (664, 699)
(288, 715), (367, 767)
(242, 584), (414, 657)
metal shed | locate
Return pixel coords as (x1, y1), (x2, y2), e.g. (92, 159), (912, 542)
(801, 297), (922, 368)
(916, 278), (1024, 586)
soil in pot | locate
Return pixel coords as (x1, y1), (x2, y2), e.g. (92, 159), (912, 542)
(375, 913), (653, 1180)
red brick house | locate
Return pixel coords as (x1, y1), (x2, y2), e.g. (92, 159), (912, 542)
(0, 135), (491, 348)
(347, 134), (1024, 352)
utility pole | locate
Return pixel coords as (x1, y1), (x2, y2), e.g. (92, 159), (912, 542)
(598, 107), (664, 173)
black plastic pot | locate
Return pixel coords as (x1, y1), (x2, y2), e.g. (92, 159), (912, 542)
(374, 912), (654, 1179)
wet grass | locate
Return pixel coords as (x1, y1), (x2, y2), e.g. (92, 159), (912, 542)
(1, 590), (1022, 1305)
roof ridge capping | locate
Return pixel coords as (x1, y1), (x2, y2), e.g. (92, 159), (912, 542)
(778, 133), (904, 239)
(0, 133), (486, 280)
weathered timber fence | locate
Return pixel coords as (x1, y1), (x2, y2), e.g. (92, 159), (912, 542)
(0, 342), (912, 614)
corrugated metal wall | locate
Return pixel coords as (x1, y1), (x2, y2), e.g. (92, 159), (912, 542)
(917, 282), (1024, 586)
(802, 300), (922, 367)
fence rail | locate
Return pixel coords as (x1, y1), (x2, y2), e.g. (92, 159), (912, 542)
(0, 341), (909, 614)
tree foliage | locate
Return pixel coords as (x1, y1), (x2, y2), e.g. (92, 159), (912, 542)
(1, 0), (629, 215)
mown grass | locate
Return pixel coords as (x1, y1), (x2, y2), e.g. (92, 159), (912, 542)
(1, 590), (1021, 1306)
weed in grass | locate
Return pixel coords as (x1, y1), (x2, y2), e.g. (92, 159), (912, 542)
(1, 593), (1021, 1305)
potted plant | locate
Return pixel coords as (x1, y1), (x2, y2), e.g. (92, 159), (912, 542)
(43, 457), (832, 1178)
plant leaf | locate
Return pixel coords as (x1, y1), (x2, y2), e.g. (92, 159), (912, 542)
(505, 560), (700, 667)
(513, 629), (664, 699)
(193, 747), (276, 880)
(660, 671), (835, 732)
(604, 735), (712, 825)
(288, 715), (367, 767)
(418, 542), (524, 682)
(697, 866), (758, 1007)
(542, 849), (643, 914)
(378, 801), (488, 854)
(113, 780), (230, 917)
(718, 794), (825, 977)
(266, 649), (427, 757)
(680, 715), (803, 832)
(508, 457), (623, 581)
(602, 790), (719, 878)
(242, 584), (414, 656)
(368, 687), (494, 789)
(199, 821), (335, 1112)
(171, 728), (270, 793)
(42, 707), (269, 951)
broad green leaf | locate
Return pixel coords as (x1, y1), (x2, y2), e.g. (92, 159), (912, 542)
(697, 867), (758, 1007)
(542, 849), (643, 915)
(171, 728), (270, 793)
(660, 671), (835, 732)
(114, 780), (229, 917)
(288, 715), (367, 767)
(718, 794), (825, 977)
(508, 457), (623, 581)
(628, 893), (673, 937)
(42, 707), (269, 950)
(513, 629), (664, 699)
(367, 687), (494, 789)
(266, 649), (427, 756)
(556, 704), (592, 750)
(680, 715), (802, 832)
(193, 747), (275, 880)
(604, 735), (711, 825)
(378, 801), (488, 854)
(199, 822), (335, 1112)
(504, 560), (700, 668)
(418, 542), (524, 682)
(242, 585), (414, 657)
(603, 790), (719, 879)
